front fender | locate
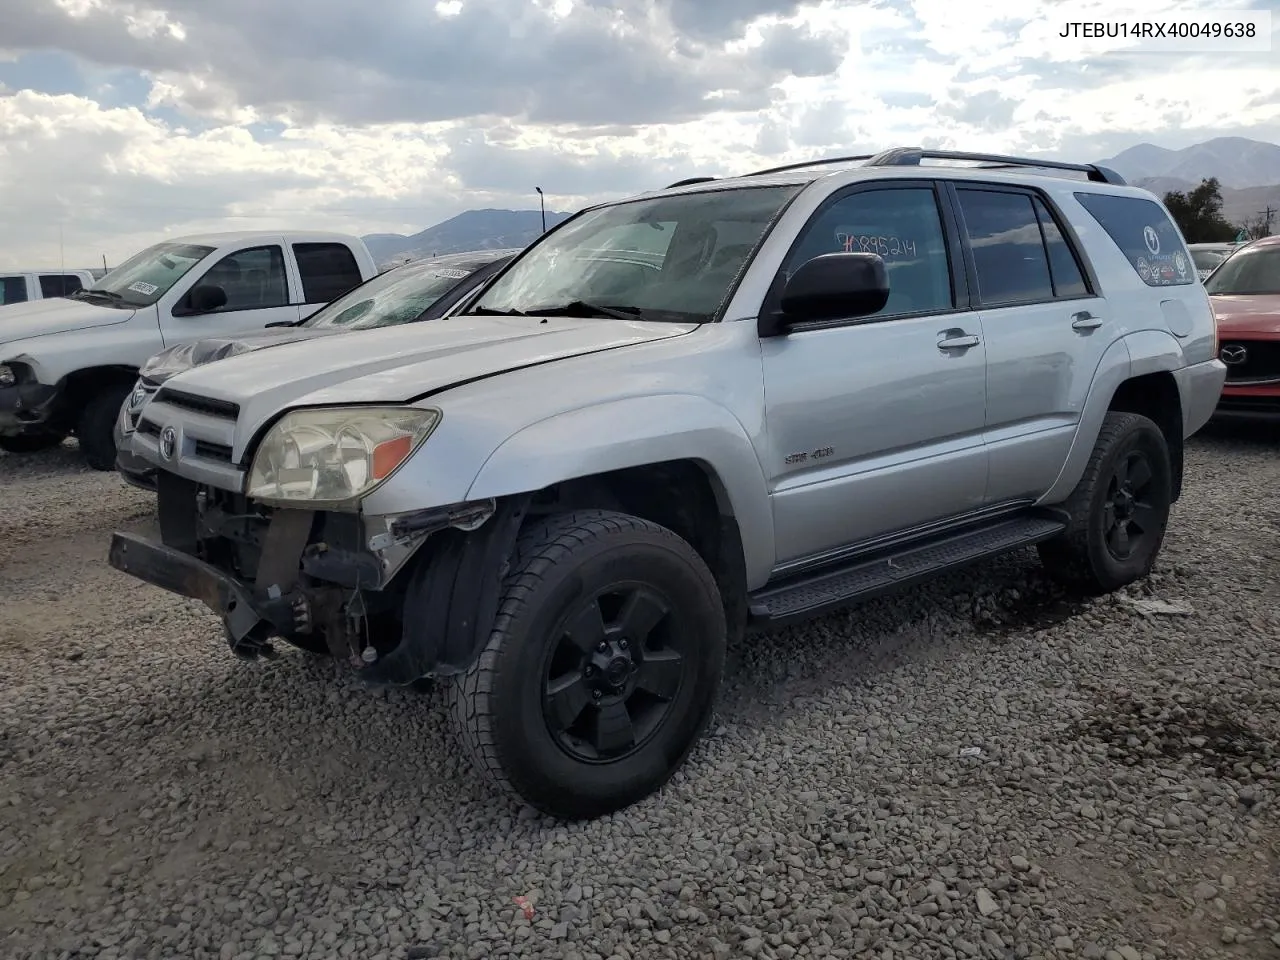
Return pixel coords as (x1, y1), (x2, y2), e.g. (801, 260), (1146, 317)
(1040, 329), (1186, 504)
(3, 319), (158, 385)
(465, 394), (776, 589)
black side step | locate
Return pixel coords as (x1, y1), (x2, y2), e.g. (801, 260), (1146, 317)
(748, 514), (1066, 626)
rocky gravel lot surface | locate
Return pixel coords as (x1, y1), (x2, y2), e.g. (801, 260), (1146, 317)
(1, 428), (1277, 960)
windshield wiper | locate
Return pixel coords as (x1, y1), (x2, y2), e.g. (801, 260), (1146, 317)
(70, 288), (124, 302)
(528, 300), (643, 322)
(467, 306), (528, 316)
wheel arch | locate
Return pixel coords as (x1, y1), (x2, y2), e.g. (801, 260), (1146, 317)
(1041, 331), (1187, 504)
(464, 394), (774, 589)
(55, 364), (139, 424)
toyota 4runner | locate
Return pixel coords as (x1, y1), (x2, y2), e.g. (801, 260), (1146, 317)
(107, 148), (1227, 821)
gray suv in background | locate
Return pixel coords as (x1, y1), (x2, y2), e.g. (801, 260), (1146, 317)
(108, 148), (1225, 821)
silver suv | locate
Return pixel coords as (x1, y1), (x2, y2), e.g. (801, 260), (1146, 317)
(108, 148), (1227, 821)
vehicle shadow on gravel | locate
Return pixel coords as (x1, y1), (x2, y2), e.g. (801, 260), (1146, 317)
(718, 547), (1085, 725)
(1191, 420), (1280, 449)
(105, 548), (1077, 828)
(0, 438), (89, 477)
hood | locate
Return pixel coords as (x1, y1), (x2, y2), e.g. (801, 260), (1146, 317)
(0, 298), (134, 350)
(141, 325), (349, 383)
(1210, 294), (1280, 336)
(162, 314), (697, 436)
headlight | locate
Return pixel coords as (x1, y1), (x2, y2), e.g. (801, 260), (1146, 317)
(246, 406), (441, 507)
(0, 365), (14, 387)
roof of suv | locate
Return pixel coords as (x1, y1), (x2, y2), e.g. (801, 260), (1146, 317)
(643, 147), (1145, 202)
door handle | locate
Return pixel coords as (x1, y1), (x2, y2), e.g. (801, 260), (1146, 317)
(1071, 311), (1103, 331)
(937, 333), (980, 350)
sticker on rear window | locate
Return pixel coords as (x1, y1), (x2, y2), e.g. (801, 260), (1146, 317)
(127, 281), (159, 295)
(1074, 192), (1194, 288)
(430, 269), (469, 280)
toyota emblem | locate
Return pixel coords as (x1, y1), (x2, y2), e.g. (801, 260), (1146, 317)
(1219, 344), (1248, 366)
(159, 425), (178, 460)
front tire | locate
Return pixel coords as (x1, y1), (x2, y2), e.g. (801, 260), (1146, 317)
(1038, 411), (1173, 595)
(77, 383), (133, 471)
(446, 509), (726, 820)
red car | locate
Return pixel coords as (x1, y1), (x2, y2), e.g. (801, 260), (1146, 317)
(1205, 236), (1280, 422)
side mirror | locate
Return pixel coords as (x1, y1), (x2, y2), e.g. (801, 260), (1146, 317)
(761, 252), (890, 336)
(177, 284), (227, 316)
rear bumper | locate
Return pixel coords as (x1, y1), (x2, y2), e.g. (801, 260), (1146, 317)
(1175, 358), (1228, 437)
(0, 382), (58, 432)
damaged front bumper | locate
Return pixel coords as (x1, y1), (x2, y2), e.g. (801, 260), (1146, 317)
(108, 531), (298, 658)
(106, 473), (527, 684)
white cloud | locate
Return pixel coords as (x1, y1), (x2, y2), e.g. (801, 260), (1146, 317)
(0, 0), (1277, 268)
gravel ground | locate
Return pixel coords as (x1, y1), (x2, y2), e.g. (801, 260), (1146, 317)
(1, 427), (1277, 960)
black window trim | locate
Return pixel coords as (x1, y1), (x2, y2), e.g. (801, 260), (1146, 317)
(175, 243), (292, 317)
(1030, 195), (1099, 299)
(759, 178), (972, 336)
(945, 181), (1103, 312)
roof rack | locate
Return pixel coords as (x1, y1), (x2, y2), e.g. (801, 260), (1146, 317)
(745, 155), (875, 178)
(665, 176), (719, 188)
(861, 147), (1127, 185)
(735, 147), (1127, 185)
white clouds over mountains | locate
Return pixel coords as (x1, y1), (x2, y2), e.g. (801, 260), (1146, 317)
(1, 0), (1277, 266)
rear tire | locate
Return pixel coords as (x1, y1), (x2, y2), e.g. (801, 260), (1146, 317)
(1038, 411), (1172, 595)
(0, 433), (66, 454)
(446, 509), (726, 820)
(77, 383), (133, 471)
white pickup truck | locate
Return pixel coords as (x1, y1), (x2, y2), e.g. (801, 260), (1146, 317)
(0, 230), (377, 468)
(1, 269), (98, 306)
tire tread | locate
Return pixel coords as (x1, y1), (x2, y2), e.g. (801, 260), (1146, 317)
(445, 509), (722, 814)
(1038, 410), (1170, 593)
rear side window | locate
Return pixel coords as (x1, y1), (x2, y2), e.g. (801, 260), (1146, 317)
(1074, 192), (1194, 286)
(1033, 199), (1090, 299)
(293, 243), (363, 303)
(39, 273), (85, 298)
(955, 189), (1054, 306)
(0, 276), (27, 304)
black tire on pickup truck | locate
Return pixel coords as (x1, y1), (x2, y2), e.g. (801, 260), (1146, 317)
(1038, 411), (1173, 595)
(0, 433), (66, 454)
(446, 509), (726, 820)
(77, 383), (133, 471)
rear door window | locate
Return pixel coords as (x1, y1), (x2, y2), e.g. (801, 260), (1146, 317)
(0, 276), (28, 304)
(39, 273), (86, 298)
(1032, 198), (1091, 299)
(1074, 192), (1195, 286)
(293, 243), (363, 303)
(955, 189), (1055, 306)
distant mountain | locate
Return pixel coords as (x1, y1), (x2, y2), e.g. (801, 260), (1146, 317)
(364, 208), (572, 267)
(1098, 137), (1280, 190)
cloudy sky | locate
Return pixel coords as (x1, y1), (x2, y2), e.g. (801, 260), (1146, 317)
(1, 0), (1277, 268)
